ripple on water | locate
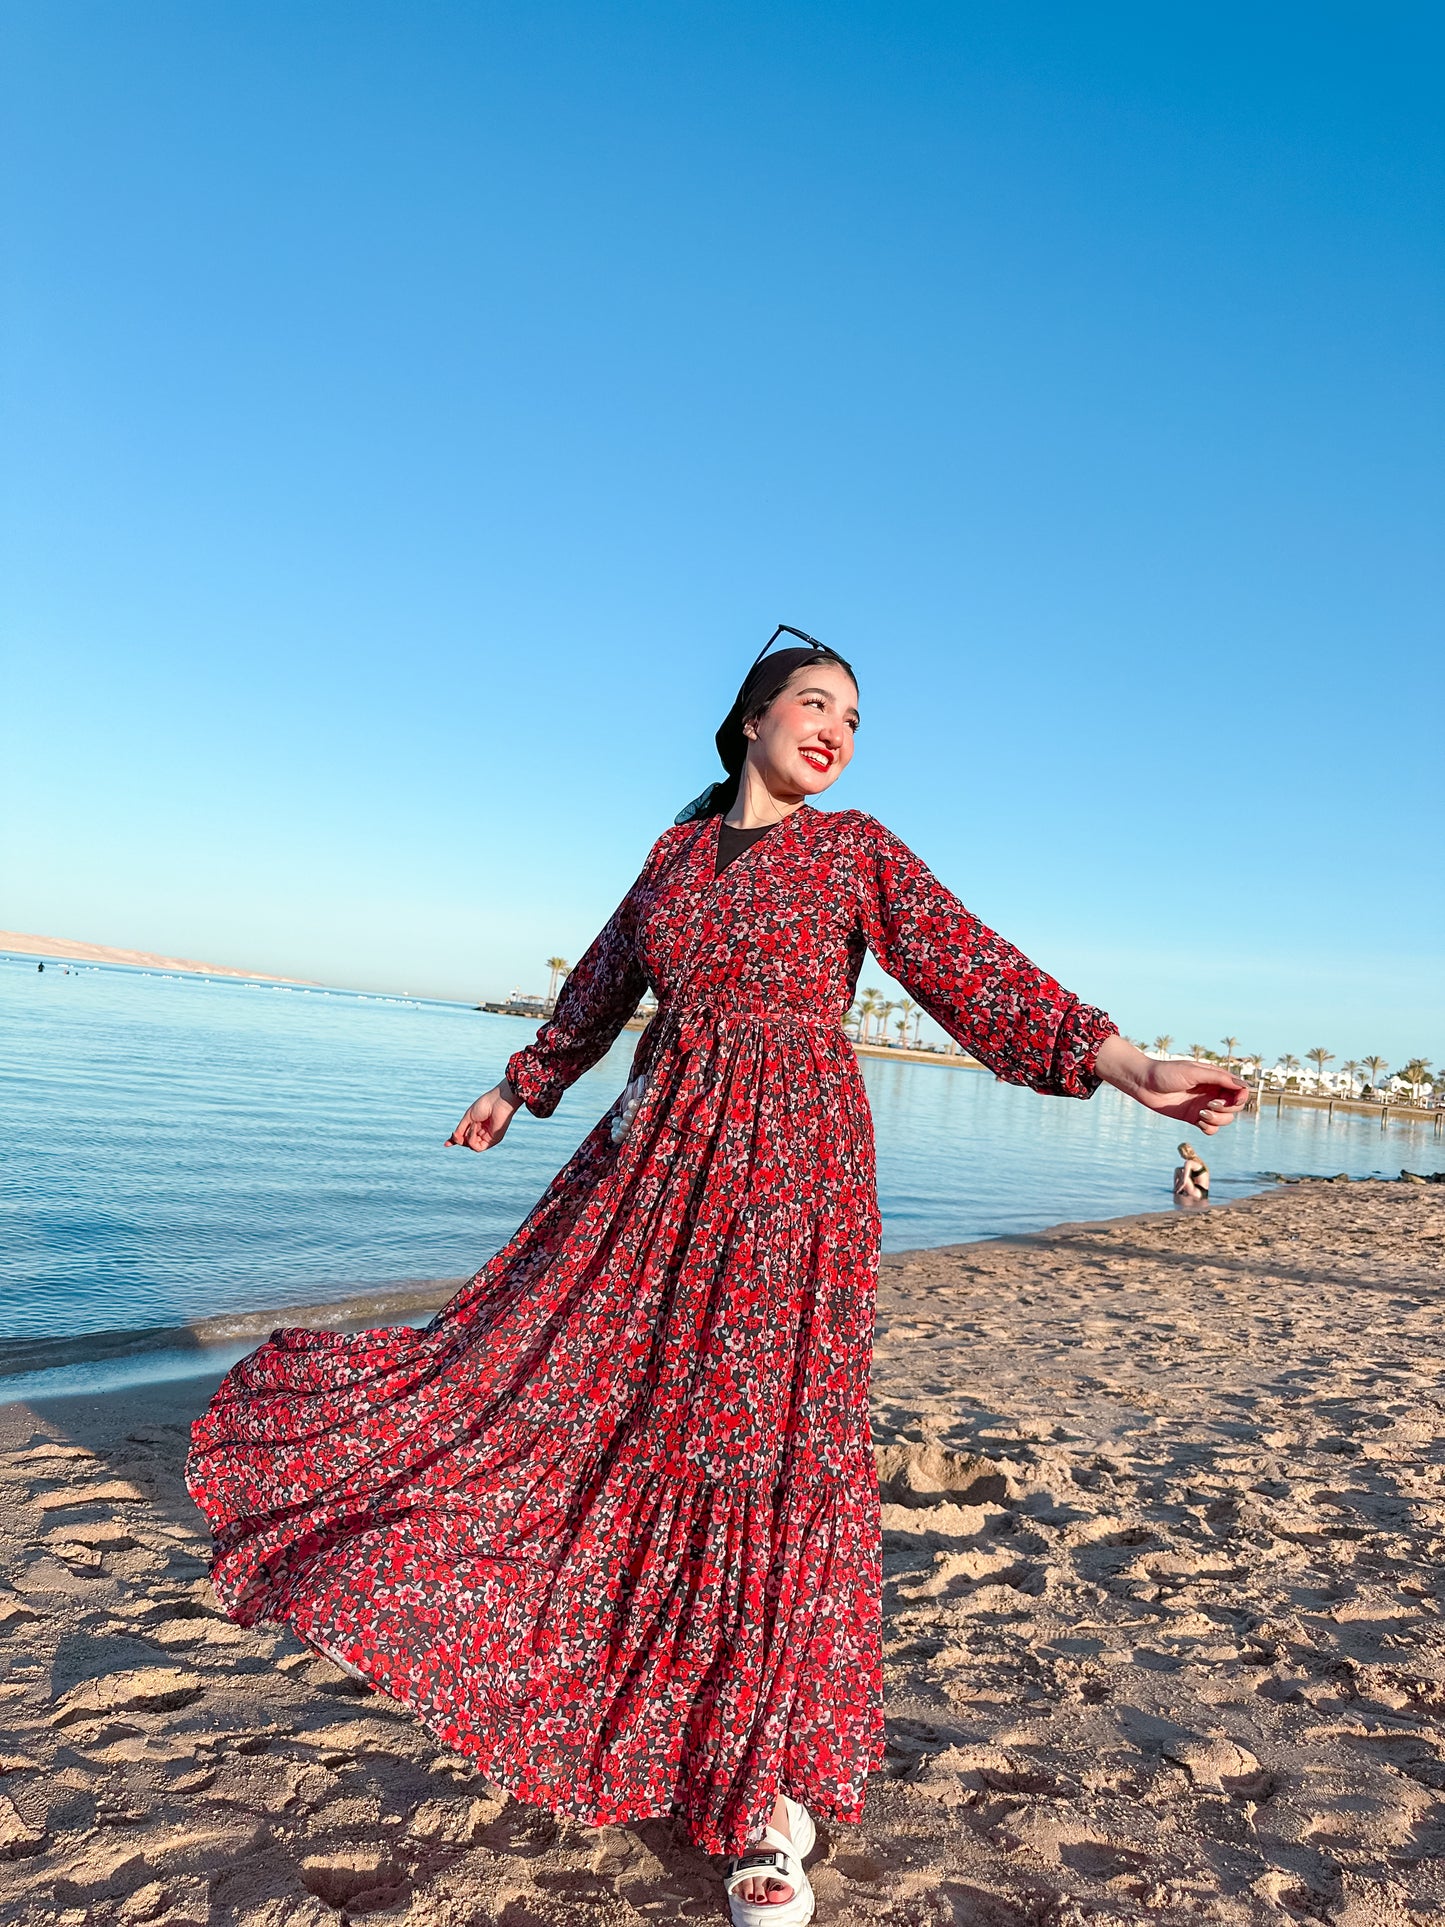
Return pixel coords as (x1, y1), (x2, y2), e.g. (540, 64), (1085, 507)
(4, 958), (1441, 1348)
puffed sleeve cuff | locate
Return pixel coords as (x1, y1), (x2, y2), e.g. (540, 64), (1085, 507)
(505, 1046), (565, 1119)
(1050, 1002), (1119, 1099)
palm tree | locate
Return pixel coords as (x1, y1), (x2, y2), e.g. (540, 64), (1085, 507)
(545, 956), (569, 1009)
(1398, 1058), (1433, 1101)
(1340, 1059), (1361, 1098)
(879, 999), (899, 1044)
(1361, 1055), (1388, 1093)
(1189, 1043), (1206, 1061)
(896, 997), (916, 1048)
(1152, 1034), (1174, 1056)
(1306, 1046), (1334, 1092)
(1220, 1036), (1240, 1069)
(859, 988), (884, 1043)
(1278, 1053), (1300, 1088)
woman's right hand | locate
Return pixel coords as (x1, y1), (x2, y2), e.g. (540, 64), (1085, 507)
(446, 1080), (522, 1153)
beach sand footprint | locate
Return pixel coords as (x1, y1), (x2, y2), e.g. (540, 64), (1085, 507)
(4, 1181), (1444, 1925)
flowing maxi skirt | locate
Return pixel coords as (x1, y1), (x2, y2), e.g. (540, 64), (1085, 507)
(186, 997), (887, 1854)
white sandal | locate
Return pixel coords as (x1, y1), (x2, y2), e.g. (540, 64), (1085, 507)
(723, 1797), (817, 1926)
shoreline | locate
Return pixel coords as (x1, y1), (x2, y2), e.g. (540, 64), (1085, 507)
(0, 1173), (1422, 1404)
(2, 1179), (1441, 1924)
(1250, 1084), (1441, 1124)
(0, 932), (319, 987)
(2, 1202), (1256, 1400)
(0, 1280), (465, 1384)
(6, 1139), (1443, 1404)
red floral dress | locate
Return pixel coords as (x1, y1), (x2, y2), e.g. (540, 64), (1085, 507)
(187, 808), (1116, 1853)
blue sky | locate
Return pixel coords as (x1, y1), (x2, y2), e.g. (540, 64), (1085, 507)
(4, 2), (1441, 1067)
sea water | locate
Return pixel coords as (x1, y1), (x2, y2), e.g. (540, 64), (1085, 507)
(4, 957), (1440, 1379)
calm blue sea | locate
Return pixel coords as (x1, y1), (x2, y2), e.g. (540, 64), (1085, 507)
(4, 956), (1441, 1384)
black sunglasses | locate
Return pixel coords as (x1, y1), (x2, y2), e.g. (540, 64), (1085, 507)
(745, 623), (842, 674)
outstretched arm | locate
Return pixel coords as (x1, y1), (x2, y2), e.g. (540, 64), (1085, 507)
(1094, 1036), (1246, 1135)
(447, 908), (647, 1152)
(859, 819), (1116, 1097)
(859, 819), (1247, 1129)
(447, 831), (683, 1153)
(447, 1076), (524, 1153)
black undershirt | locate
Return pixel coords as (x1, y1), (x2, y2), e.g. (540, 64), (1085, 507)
(714, 819), (778, 876)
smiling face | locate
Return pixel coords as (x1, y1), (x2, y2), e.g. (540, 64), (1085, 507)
(741, 660), (860, 801)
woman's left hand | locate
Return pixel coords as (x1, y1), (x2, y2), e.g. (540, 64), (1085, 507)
(1094, 1036), (1249, 1135)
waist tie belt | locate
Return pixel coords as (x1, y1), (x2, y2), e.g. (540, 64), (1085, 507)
(653, 995), (844, 1033)
(609, 996), (846, 1145)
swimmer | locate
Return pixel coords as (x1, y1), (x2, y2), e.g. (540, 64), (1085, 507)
(1173, 1141), (1210, 1203)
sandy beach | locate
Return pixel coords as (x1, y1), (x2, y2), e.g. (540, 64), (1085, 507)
(0, 935), (316, 987)
(2, 1180), (1441, 1926)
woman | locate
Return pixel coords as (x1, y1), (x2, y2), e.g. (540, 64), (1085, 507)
(188, 632), (1246, 1924)
(1174, 1141), (1211, 1202)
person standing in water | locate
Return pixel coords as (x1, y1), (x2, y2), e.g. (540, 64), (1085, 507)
(188, 631), (1247, 1924)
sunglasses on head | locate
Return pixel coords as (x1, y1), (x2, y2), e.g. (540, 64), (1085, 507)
(746, 623), (840, 674)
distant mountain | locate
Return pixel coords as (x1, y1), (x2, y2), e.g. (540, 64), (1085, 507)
(0, 931), (316, 985)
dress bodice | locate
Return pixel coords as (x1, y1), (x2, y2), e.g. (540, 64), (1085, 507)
(505, 807), (1116, 1119)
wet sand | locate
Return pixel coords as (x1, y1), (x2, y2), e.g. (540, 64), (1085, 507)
(1, 1181), (1441, 1925)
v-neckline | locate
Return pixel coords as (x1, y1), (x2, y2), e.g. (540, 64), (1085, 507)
(705, 805), (807, 887)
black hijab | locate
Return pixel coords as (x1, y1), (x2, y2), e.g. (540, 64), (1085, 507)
(674, 627), (858, 824)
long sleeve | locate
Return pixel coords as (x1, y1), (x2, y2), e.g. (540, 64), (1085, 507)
(503, 844), (665, 1118)
(857, 817), (1117, 1098)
